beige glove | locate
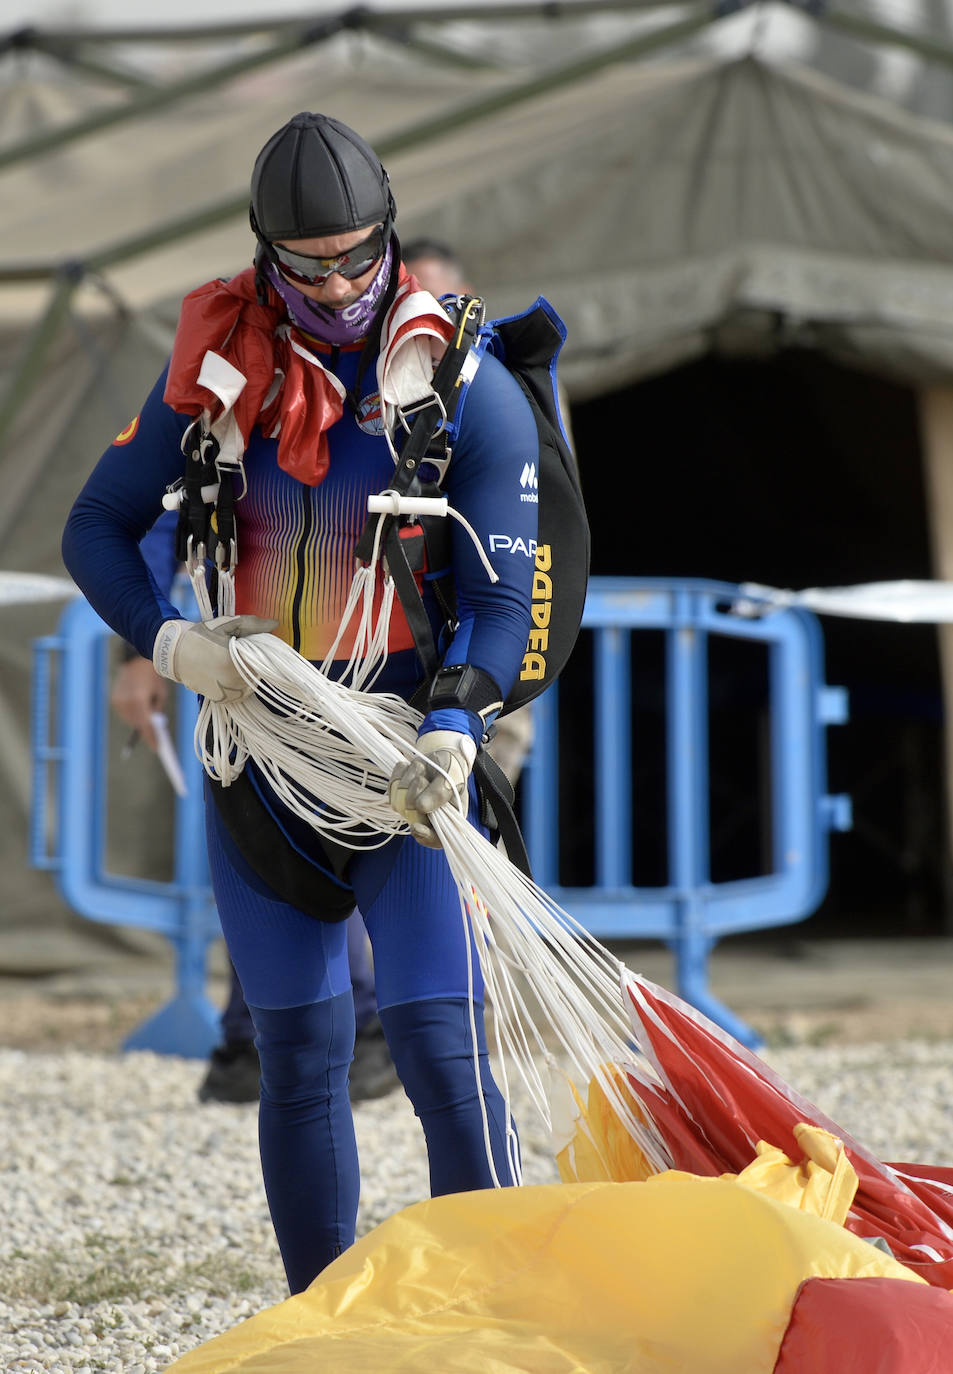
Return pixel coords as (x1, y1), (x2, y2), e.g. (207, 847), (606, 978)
(152, 615), (278, 703)
(389, 730), (477, 848)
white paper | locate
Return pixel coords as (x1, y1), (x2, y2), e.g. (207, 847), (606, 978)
(150, 711), (188, 797)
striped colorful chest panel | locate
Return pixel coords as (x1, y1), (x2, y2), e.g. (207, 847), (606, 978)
(232, 404), (421, 662)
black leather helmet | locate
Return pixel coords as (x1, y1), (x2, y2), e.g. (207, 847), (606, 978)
(249, 111), (396, 244)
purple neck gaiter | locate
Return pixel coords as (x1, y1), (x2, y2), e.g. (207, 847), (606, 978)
(266, 241), (395, 346)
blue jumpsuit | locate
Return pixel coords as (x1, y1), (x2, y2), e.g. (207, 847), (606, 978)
(62, 329), (539, 1292)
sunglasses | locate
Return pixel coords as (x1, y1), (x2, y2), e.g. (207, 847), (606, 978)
(267, 225), (386, 287)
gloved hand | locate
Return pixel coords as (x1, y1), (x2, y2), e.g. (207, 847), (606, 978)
(152, 615), (279, 703)
(389, 729), (477, 847)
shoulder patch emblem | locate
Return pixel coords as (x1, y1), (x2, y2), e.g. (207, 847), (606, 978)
(356, 392), (384, 436)
(113, 416), (140, 446)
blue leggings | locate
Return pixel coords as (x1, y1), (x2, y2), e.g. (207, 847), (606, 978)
(206, 799), (517, 1293)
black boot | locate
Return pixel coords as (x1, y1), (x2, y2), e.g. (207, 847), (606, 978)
(348, 1017), (400, 1103)
(198, 1040), (261, 1104)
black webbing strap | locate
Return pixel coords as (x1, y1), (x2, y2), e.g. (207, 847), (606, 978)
(382, 525), (440, 686)
(354, 295), (484, 568)
(207, 771), (357, 923)
(356, 296), (534, 878)
(473, 749), (532, 879)
(208, 467), (236, 607)
(175, 419), (219, 566)
(352, 297), (484, 700)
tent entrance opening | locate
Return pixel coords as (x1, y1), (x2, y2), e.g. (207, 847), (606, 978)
(569, 350), (947, 937)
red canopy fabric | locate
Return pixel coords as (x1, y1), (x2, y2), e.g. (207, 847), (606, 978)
(774, 1276), (953, 1372)
(624, 975), (953, 1288)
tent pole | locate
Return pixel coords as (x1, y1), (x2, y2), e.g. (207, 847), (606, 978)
(376, 4), (717, 153)
(0, 0), (708, 174)
(0, 3), (719, 445)
(0, 14), (351, 174)
(820, 6), (953, 71)
(0, 271), (78, 478)
(24, 2), (700, 48)
(916, 385), (953, 934)
(27, 34), (157, 90)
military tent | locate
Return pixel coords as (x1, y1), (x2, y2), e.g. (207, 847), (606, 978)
(3, 0), (953, 977)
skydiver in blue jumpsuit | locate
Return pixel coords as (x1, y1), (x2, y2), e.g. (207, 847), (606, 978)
(62, 112), (539, 1293)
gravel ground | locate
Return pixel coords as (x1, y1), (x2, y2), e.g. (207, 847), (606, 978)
(2, 992), (952, 1373)
(0, 1043), (560, 1374)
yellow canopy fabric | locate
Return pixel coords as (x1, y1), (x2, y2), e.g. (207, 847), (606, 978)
(554, 1067), (659, 1185)
(555, 1068), (860, 1228)
(729, 1124), (859, 1225)
(167, 1173), (923, 1374)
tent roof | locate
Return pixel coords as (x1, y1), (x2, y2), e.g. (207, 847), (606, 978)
(5, 6), (953, 404)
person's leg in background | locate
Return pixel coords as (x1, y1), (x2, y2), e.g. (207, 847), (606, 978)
(198, 957), (261, 1103)
(199, 910), (398, 1104)
(486, 702), (533, 788)
(347, 912), (400, 1102)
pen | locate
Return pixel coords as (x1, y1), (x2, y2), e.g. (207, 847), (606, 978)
(121, 729), (140, 760)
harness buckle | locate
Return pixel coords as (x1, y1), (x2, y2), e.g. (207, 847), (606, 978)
(396, 390), (447, 437)
(422, 445), (452, 485)
(214, 536), (238, 574)
(181, 417), (219, 467)
(162, 476), (184, 512)
(214, 452), (248, 501)
(185, 533), (207, 573)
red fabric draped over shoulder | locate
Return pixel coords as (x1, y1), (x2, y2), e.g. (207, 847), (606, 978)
(163, 265), (454, 487)
(162, 267), (344, 486)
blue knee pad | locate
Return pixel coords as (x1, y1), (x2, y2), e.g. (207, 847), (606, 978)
(249, 995), (359, 1293)
(380, 997), (519, 1194)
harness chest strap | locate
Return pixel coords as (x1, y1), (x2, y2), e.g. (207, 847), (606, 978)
(354, 295), (485, 564)
(165, 283), (454, 615)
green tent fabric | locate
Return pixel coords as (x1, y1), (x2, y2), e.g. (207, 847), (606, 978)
(5, 3), (953, 963)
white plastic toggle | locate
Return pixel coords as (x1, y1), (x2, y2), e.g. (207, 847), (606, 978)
(161, 484), (219, 511)
(367, 492), (449, 517)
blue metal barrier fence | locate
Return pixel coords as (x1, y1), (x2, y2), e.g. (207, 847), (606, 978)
(522, 578), (851, 1045)
(32, 591), (222, 1058)
(32, 577), (849, 1054)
